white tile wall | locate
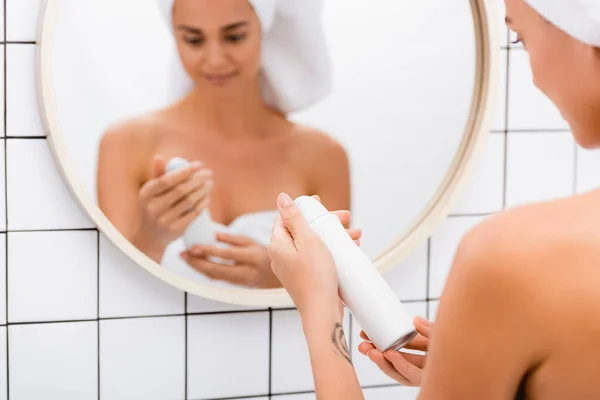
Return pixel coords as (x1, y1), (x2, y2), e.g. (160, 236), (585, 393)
(8, 321), (98, 399)
(2, 0), (588, 399)
(99, 316), (185, 400)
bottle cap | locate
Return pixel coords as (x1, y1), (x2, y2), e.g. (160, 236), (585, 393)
(166, 157), (189, 173)
(294, 196), (330, 224)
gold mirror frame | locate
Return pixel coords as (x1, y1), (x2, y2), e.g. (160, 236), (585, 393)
(34, 0), (500, 308)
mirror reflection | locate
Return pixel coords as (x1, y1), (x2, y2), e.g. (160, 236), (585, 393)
(47, 0), (477, 290)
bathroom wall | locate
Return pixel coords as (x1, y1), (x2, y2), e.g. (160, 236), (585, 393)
(1, 0), (599, 399)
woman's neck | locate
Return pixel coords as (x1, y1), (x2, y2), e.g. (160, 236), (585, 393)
(180, 81), (278, 139)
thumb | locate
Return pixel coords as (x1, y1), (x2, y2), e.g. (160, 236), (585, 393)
(152, 155), (167, 179)
(276, 192), (311, 239)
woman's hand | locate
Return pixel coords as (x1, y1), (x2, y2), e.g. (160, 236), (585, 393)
(133, 155), (213, 256)
(358, 316), (432, 386)
(180, 233), (281, 288)
(267, 192), (362, 316)
(180, 205), (361, 289)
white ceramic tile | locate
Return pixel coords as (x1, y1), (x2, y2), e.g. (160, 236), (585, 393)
(100, 316), (185, 400)
(8, 231), (97, 323)
(7, 139), (94, 230)
(364, 385), (420, 400)
(0, 237), (6, 325)
(383, 242), (427, 301)
(576, 147), (600, 194)
(271, 309), (350, 394)
(506, 133), (575, 208)
(188, 312), (270, 399)
(9, 321), (98, 399)
(451, 133), (505, 215)
(429, 216), (484, 298)
(428, 301), (440, 321)
(7, 45), (45, 137)
(508, 50), (569, 131)
(489, 0), (508, 48)
(187, 292), (265, 314)
(0, 51), (5, 137)
(0, 327), (6, 400)
(275, 394), (315, 400)
(99, 234), (184, 318)
(351, 302), (427, 387)
(492, 49), (508, 132)
(7, 0), (43, 42)
(0, 141), (6, 230)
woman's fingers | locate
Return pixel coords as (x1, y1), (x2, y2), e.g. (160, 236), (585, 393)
(216, 232), (254, 246)
(160, 169), (213, 208)
(181, 253), (254, 286)
(141, 161), (203, 198)
(360, 330), (369, 341)
(169, 197), (210, 231)
(415, 316), (433, 338)
(367, 349), (414, 386)
(189, 245), (252, 265)
(383, 350), (424, 385)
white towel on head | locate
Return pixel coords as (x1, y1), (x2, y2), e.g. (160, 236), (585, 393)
(156, 0), (332, 114)
(525, 0), (600, 47)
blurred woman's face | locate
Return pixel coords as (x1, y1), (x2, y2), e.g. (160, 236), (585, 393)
(505, 0), (600, 149)
(172, 0), (263, 94)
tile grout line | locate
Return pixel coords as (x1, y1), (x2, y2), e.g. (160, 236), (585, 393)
(184, 293), (188, 400)
(97, 230), (101, 400)
(502, 37), (511, 210)
(268, 308), (272, 397)
(4, 0), (9, 398)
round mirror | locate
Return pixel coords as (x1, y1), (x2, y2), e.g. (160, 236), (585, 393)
(37, 0), (498, 307)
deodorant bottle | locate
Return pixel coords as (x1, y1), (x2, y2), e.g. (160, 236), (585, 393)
(294, 196), (417, 352)
(166, 157), (216, 249)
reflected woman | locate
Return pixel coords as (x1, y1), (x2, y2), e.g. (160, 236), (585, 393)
(96, 0), (350, 288)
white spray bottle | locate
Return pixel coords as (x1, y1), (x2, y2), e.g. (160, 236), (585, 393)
(294, 196), (417, 351)
(166, 157), (217, 250)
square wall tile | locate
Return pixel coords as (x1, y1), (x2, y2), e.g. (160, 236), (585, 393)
(188, 312), (270, 399)
(7, 139), (94, 230)
(7, 45), (45, 137)
(429, 300), (440, 321)
(187, 292), (265, 314)
(100, 316), (185, 400)
(99, 234), (184, 318)
(491, 49), (508, 132)
(351, 302), (427, 387)
(576, 147), (600, 194)
(506, 133), (575, 208)
(271, 309), (350, 394)
(383, 242), (427, 302)
(0, 51), (5, 136)
(451, 133), (505, 215)
(508, 50), (569, 131)
(275, 394), (315, 400)
(430, 216), (484, 299)
(8, 231), (97, 323)
(0, 237), (5, 325)
(9, 321), (98, 399)
(7, 0), (43, 42)
(0, 141), (6, 230)
(364, 386), (420, 400)
(493, 0), (509, 48)
(0, 327), (6, 400)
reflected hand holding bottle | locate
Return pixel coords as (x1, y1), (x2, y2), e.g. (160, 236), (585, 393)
(358, 316), (432, 386)
(132, 155), (213, 262)
(181, 232), (280, 288)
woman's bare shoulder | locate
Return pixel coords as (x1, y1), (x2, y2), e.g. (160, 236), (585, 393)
(454, 191), (600, 304)
(288, 124), (349, 166)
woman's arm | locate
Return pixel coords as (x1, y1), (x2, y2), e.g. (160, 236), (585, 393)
(97, 124), (165, 262)
(302, 304), (364, 400)
(417, 218), (545, 399)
